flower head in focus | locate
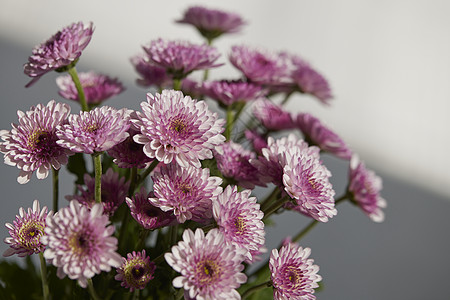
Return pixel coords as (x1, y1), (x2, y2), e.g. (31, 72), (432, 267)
(115, 250), (156, 292)
(0, 100), (73, 184)
(42, 200), (122, 288)
(202, 79), (266, 107)
(24, 21), (94, 87)
(165, 228), (247, 300)
(3, 200), (49, 257)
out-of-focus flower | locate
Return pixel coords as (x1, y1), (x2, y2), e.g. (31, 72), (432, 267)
(56, 71), (124, 106)
(3, 200), (49, 257)
(253, 98), (296, 131)
(202, 79), (266, 107)
(131, 90), (225, 168)
(270, 243), (322, 300)
(115, 250), (156, 292)
(24, 22), (94, 87)
(244, 129), (267, 155)
(0, 100), (72, 184)
(165, 228), (247, 300)
(131, 54), (172, 89)
(42, 200), (122, 288)
(348, 155), (387, 222)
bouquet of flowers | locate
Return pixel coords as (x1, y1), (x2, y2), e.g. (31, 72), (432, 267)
(0, 5), (386, 300)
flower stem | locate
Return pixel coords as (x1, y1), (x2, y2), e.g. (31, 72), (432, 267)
(87, 278), (101, 300)
(260, 187), (281, 211)
(39, 253), (49, 300)
(93, 153), (102, 203)
(137, 160), (159, 186)
(118, 167), (138, 252)
(262, 196), (289, 220)
(52, 167), (59, 212)
(241, 281), (271, 299)
(280, 91), (293, 106)
(67, 66), (89, 112)
(173, 79), (182, 91)
(225, 106), (234, 141)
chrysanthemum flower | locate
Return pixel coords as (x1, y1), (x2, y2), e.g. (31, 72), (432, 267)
(131, 54), (172, 89)
(270, 243), (322, 300)
(0, 100), (73, 184)
(213, 186), (266, 263)
(24, 21), (94, 87)
(42, 200), (122, 288)
(296, 112), (352, 160)
(56, 106), (130, 154)
(115, 250), (156, 292)
(126, 187), (176, 230)
(165, 228), (247, 300)
(348, 155), (387, 222)
(143, 39), (222, 80)
(202, 79), (266, 107)
(3, 200), (49, 257)
(253, 98), (296, 131)
(176, 6), (246, 42)
(150, 163), (222, 223)
(66, 168), (129, 216)
(131, 90), (225, 168)
(244, 129), (267, 155)
(56, 71), (124, 106)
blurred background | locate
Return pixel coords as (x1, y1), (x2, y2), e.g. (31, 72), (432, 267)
(0, 0), (449, 299)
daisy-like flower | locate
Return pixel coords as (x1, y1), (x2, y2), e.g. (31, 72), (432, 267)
(56, 106), (130, 154)
(126, 187), (176, 230)
(24, 21), (94, 87)
(150, 163), (222, 223)
(66, 168), (129, 216)
(165, 228), (247, 300)
(143, 39), (222, 80)
(3, 200), (49, 257)
(202, 79), (266, 107)
(253, 98), (296, 131)
(131, 54), (172, 89)
(270, 243), (322, 300)
(0, 100), (72, 184)
(42, 200), (122, 288)
(213, 186), (265, 263)
(131, 90), (225, 168)
(348, 155), (387, 222)
(296, 112), (352, 160)
(176, 6), (246, 42)
(56, 71), (124, 106)
(115, 250), (156, 292)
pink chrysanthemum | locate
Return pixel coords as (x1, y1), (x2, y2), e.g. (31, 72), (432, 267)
(176, 6), (246, 42)
(56, 106), (130, 154)
(56, 71), (124, 106)
(202, 79), (266, 107)
(244, 129), (267, 155)
(3, 200), (49, 257)
(131, 54), (172, 89)
(115, 250), (156, 292)
(296, 112), (352, 160)
(131, 90), (225, 168)
(42, 200), (122, 288)
(348, 155), (387, 222)
(214, 141), (264, 189)
(24, 21), (94, 87)
(150, 163), (222, 223)
(253, 98), (296, 131)
(126, 187), (176, 230)
(0, 100), (73, 184)
(143, 39), (222, 80)
(165, 228), (247, 300)
(213, 186), (266, 263)
(180, 78), (204, 100)
(270, 243), (322, 300)
(66, 168), (129, 216)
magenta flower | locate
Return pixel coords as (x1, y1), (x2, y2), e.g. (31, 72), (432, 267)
(270, 243), (322, 300)
(165, 228), (247, 300)
(24, 21), (94, 87)
(177, 6), (246, 41)
(126, 187), (176, 230)
(56, 106), (130, 154)
(213, 186), (266, 263)
(348, 155), (387, 222)
(115, 250), (156, 292)
(244, 129), (268, 155)
(56, 71), (124, 106)
(143, 39), (222, 80)
(131, 54), (172, 89)
(66, 168), (129, 216)
(150, 163), (222, 223)
(253, 98), (296, 131)
(131, 90), (225, 168)
(296, 112), (352, 160)
(3, 200), (49, 257)
(0, 100), (73, 184)
(202, 79), (266, 107)
(42, 200), (122, 288)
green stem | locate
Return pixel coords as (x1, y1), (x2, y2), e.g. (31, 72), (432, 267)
(93, 153), (102, 203)
(262, 196), (289, 220)
(132, 289), (140, 300)
(173, 79), (182, 91)
(87, 278), (101, 300)
(241, 281), (271, 299)
(67, 67), (89, 112)
(202, 68), (210, 82)
(137, 160), (159, 186)
(260, 187), (281, 212)
(169, 224), (179, 246)
(39, 253), (50, 300)
(280, 91), (294, 106)
(118, 167), (138, 251)
(225, 106), (234, 141)
(52, 167), (59, 212)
